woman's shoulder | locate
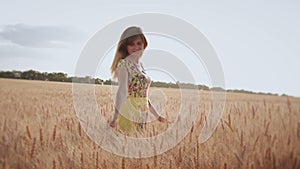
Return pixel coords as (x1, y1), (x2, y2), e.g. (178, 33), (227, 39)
(117, 59), (129, 68)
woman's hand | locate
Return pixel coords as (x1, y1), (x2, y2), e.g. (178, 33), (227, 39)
(157, 116), (167, 123)
(109, 119), (117, 128)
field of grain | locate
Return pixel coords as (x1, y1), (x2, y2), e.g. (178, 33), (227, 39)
(0, 78), (299, 169)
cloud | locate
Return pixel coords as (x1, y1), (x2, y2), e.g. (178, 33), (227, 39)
(0, 23), (86, 48)
(0, 40), (45, 59)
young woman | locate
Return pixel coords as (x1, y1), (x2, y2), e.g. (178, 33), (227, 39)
(109, 26), (167, 134)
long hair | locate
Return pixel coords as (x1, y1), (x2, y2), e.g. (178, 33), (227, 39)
(111, 26), (148, 79)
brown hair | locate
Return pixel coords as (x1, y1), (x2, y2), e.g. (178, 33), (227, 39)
(111, 26), (148, 79)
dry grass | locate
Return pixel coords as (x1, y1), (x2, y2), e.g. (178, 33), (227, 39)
(0, 78), (299, 169)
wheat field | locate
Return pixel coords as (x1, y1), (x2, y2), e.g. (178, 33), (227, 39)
(0, 78), (299, 169)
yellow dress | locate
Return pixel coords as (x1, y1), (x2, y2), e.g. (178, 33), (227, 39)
(117, 59), (151, 135)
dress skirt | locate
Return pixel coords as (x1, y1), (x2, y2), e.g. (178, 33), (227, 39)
(118, 95), (149, 135)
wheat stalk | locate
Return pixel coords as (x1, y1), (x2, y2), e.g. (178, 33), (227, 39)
(2, 117), (7, 132)
(287, 97), (292, 113)
(265, 122), (270, 136)
(96, 151), (99, 169)
(253, 136), (259, 151)
(121, 157), (125, 169)
(178, 147), (182, 162)
(80, 152), (84, 169)
(52, 124), (57, 141)
(53, 160), (56, 169)
(240, 131), (244, 147)
(39, 127), (43, 147)
(30, 137), (36, 158)
(287, 134), (291, 146)
(196, 141), (199, 168)
(292, 157), (298, 169)
(297, 122), (300, 139)
(104, 159), (108, 168)
(153, 145), (157, 168)
(26, 125), (32, 140)
(272, 152), (276, 169)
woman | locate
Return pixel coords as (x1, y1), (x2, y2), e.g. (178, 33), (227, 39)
(109, 26), (167, 134)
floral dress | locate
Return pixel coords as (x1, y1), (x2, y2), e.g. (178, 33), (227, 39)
(116, 59), (151, 134)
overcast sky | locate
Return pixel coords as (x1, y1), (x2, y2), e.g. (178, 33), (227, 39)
(0, 0), (299, 97)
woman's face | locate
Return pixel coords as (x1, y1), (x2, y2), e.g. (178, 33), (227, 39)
(126, 37), (144, 57)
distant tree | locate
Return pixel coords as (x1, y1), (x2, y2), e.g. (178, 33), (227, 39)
(21, 70), (38, 80)
(95, 78), (104, 84)
(47, 72), (67, 82)
(0, 71), (15, 78)
(66, 77), (73, 82)
(12, 70), (22, 78)
(174, 82), (198, 89)
(211, 87), (225, 91)
(198, 84), (209, 90)
(103, 79), (112, 85)
(0, 69), (284, 96)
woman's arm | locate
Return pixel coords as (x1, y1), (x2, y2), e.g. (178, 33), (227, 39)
(148, 100), (167, 122)
(110, 66), (128, 127)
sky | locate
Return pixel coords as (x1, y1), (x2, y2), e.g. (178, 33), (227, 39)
(0, 0), (299, 97)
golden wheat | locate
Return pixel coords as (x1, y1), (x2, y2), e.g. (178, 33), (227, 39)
(0, 78), (299, 168)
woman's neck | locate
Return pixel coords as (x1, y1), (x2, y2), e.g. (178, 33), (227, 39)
(126, 55), (140, 64)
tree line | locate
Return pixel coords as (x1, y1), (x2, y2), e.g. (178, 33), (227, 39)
(0, 69), (282, 96)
